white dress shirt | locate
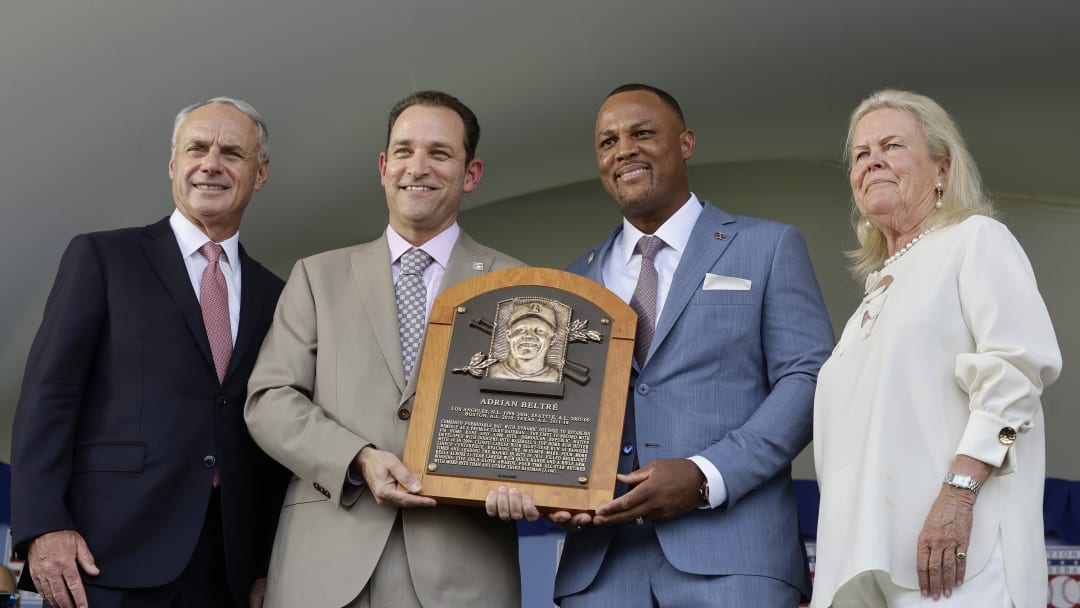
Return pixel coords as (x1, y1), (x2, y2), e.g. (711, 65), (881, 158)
(170, 209), (240, 343)
(601, 193), (728, 509)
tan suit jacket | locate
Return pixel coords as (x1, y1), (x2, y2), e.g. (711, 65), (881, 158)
(245, 231), (524, 608)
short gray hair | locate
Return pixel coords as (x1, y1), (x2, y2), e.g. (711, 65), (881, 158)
(171, 97), (270, 163)
(844, 89), (995, 281)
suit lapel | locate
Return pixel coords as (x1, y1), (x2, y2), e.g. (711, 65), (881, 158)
(579, 227), (619, 286)
(139, 218), (216, 373)
(578, 227), (644, 370)
(227, 244), (267, 384)
(350, 235), (406, 393)
(649, 203), (737, 362)
(438, 231), (494, 295)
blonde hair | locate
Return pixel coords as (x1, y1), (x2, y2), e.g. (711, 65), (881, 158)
(844, 89), (995, 280)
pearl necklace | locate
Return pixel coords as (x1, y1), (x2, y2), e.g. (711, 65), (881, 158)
(881, 225), (937, 268)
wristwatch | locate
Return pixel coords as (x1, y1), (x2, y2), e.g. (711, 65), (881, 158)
(943, 473), (981, 496)
(698, 479), (710, 505)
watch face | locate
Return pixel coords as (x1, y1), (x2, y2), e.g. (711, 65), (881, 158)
(944, 474), (980, 495)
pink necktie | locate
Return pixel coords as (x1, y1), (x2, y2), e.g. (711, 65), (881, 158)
(199, 242), (233, 384)
(629, 236), (665, 365)
(199, 242), (231, 487)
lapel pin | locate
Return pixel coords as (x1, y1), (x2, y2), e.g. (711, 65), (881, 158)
(714, 232), (726, 240)
(472, 262), (485, 271)
(587, 252), (596, 264)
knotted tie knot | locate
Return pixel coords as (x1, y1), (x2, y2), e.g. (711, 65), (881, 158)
(400, 248), (433, 278)
(636, 235), (664, 263)
(199, 241), (223, 264)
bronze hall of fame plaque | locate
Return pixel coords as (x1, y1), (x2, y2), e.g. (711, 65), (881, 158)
(402, 268), (635, 512)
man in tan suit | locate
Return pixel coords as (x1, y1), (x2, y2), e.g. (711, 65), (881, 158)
(244, 91), (524, 607)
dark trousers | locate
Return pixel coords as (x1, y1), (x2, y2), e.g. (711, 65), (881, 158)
(69, 488), (236, 608)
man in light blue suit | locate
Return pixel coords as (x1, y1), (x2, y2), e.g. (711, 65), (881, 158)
(551, 84), (834, 606)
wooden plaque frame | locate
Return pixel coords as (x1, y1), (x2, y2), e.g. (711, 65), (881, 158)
(402, 268), (635, 512)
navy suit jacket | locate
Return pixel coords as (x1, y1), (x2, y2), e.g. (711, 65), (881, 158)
(11, 217), (290, 606)
(555, 202), (834, 600)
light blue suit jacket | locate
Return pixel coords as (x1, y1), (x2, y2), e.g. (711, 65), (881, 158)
(555, 201), (834, 601)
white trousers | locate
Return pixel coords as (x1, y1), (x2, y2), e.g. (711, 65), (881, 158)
(831, 535), (1012, 608)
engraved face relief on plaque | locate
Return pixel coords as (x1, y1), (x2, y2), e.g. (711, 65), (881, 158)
(489, 299), (563, 383)
(452, 297), (603, 398)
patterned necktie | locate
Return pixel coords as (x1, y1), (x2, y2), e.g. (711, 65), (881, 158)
(629, 235), (665, 366)
(199, 242), (230, 488)
(199, 242), (232, 383)
(396, 248), (433, 382)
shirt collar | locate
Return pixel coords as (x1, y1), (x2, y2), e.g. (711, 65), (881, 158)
(386, 222), (460, 269)
(169, 209), (241, 269)
(616, 193), (703, 264)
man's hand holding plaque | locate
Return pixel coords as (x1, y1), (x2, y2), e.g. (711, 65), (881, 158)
(357, 446), (437, 509)
(484, 486), (541, 522)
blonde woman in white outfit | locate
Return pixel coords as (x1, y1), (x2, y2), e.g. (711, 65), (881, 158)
(811, 89), (1061, 608)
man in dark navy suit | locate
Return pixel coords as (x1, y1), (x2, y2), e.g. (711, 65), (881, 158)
(11, 97), (289, 608)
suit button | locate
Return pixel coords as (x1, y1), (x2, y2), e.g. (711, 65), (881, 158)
(203, 455), (217, 468)
(397, 408), (411, 420)
(636, 383), (650, 395)
(217, 397), (228, 407)
(622, 443), (635, 455)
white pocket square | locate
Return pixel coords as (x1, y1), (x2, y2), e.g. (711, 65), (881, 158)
(703, 273), (751, 291)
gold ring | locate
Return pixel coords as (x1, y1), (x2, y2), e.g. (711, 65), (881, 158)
(956, 552), (967, 560)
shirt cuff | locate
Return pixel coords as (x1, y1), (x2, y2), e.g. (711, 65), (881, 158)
(687, 455), (727, 509)
(346, 467), (365, 487)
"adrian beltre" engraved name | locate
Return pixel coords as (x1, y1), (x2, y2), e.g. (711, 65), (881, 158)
(478, 397), (559, 410)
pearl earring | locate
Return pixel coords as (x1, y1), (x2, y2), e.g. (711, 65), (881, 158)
(934, 182), (944, 209)
(864, 218), (872, 228)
